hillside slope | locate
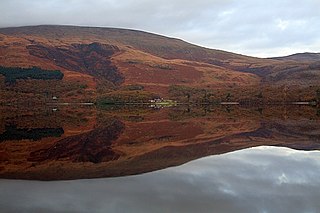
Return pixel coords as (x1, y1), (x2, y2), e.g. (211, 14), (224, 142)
(272, 53), (320, 62)
(0, 25), (319, 103)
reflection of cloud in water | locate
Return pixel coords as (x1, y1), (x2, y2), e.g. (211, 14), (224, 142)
(1, 146), (320, 213)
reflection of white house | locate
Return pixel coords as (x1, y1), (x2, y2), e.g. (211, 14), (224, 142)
(52, 96), (58, 100)
(149, 98), (164, 103)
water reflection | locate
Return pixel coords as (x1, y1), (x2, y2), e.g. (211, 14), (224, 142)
(29, 119), (124, 163)
(1, 146), (320, 213)
(0, 105), (320, 180)
(0, 125), (64, 142)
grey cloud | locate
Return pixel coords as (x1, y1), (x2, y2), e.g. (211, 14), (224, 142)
(0, 0), (319, 57)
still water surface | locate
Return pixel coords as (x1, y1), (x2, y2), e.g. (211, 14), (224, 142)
(1, 147), (320, 213)
(0, 105), (320, 212)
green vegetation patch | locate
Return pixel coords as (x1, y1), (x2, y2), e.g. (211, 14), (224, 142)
(150, 63), (173, 70)
(122, 84), (145, 91)
(0, 66), (64, 84)
(97, 90), (159, 105)
(169, 85), (217, 103)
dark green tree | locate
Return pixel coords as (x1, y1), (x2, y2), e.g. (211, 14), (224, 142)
(0, 66), (63, 84)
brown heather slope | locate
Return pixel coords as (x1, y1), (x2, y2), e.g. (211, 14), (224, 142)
(271, 52), (320, 62)
(0, 25), (319, 102)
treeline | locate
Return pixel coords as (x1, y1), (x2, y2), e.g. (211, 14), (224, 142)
(169, 84), (320, 104)
(169, 85), (217, 103)
(0, 66), (64, 83)
(97, 90), (159, 105)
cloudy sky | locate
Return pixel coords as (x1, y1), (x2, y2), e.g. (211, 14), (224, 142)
(0, 0), (319, 57)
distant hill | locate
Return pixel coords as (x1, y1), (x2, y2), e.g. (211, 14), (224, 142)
(271, 52), (320, 62)
(0, 25), (319, 103)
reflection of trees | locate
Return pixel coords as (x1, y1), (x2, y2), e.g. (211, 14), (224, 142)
(0, 125), (64, 142)
(168, 105), (320, 121)
(168, 105), (256, 121)
(29, 119), (125, 164)
(0, 106), (94, 131)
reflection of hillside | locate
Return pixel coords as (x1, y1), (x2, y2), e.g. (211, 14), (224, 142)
(29, 118), (124, 164)
(113, 106), (260, 157)
(0, 105), (320, 180)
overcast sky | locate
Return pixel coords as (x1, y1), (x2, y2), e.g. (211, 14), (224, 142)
(0, 0), (319, 57)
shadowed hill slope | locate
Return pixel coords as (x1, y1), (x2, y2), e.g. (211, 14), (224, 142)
(0, 25), (251, 61)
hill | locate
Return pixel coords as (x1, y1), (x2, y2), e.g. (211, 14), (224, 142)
(271, 52), (320, 62)
(0, 25), (319, 103)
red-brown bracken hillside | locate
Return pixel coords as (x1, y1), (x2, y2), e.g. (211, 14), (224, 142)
(0, 25), (319, 103)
